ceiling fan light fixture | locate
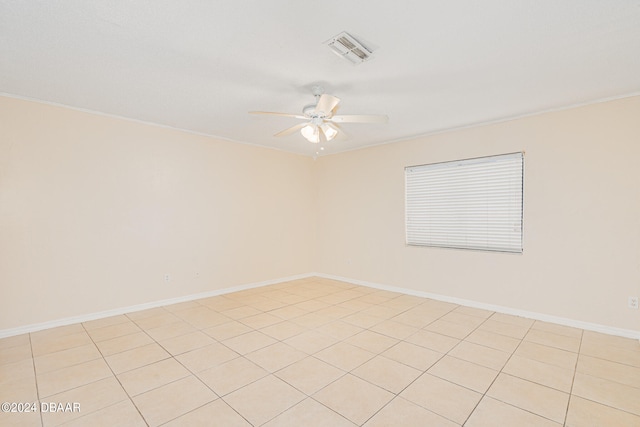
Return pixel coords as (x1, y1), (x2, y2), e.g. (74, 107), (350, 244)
(301, 124), (320, 143)
(325, 31), (372, 64)
(320, 123), (338, 141)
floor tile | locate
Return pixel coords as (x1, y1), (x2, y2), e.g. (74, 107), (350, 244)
(163, 301), (201, 312)
(82, 314), (130, 331)
(132, 376), (217, 426)
(487, 373), (569, 423)
(452, 306), (494, 319)
(531, 320), (583, 339)
(86, 322), (141, 342)
(246, 342), (307, 372)
(465, 329), (521, 353)
(269, 305), (308, 320)
(0, 343), (32, 366)
(345, 330), (398, 354)
(0, 358), (35, 384)
(313, 374), (394, 425)
(145, 321), (197, 342)
(40, 377), (128, 427)
(515, 341), (578, 370)
(221, 306), (262, 320)
(222, 331), (277, 355)
(352, 355), (422, 393)
(162, 399), (251, 427)
(577, 353), (640, 388)
(31, 324), (84, 342)
(31, 332), (92, 357)
(382, 341), (443, 371)
(117, 358), (190, 396)
(571, 372), (640, 415)
(60, 399), (146, 427)
(126, 307), (168, 321)
(314, 305), (353, 319)
(489, 313), (535, 328)
(34, 343), (101, 374)
(440, 311), (486, 328)
(198, 296), (245, 312)
(263, 398), (356, 427)
(105, 343), (170, 374)
(284, 330), (337, 354)
(0, 333), (30, 350)
(582, 330), (640, 352)
(315, 342), (376, 371)
(370, 319), (419, 340)
(524, 329), (581, 352)
(291, 313), (333, 329)
(390, 309), (437, 327)
(293, 299), (331, 312)
(314, 321), (363, 341)
(158, 330), (215, 355)
(478, 319), (530, 339)
(94, 331), (154, 356)
(0, 376), (38, 402)
(250, 297), (289, 312)
(174, 306), (230, 329)
(175, 342), (239, 372)
(448, 340), (511, 371)
(580, 339), (640, 368)
(565, 395), (640, 427)
(197, 356), (268, 396)
(239, 312), (283, 329)
(428, 355), (499, 393)
(37, 358), (113, 398)
(0, 409), (42, 427)
(405, 329), (460, 353)
(363, 396), (459, 427)
(202, 320), (253, 341)
(400, 373), (481, 425)
(502, 354), (574, 392)
(341, 312), (384, 329)
(260, 320), (307, 341)
(132, 312), (181, 330)
(224, 375), (305, 426)
(275, 356), (344, 395)
(466, 396), (561, 427)
(360, 304), (403, 319)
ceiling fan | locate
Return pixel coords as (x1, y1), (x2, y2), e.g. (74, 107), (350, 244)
(249, 86), (388, 143)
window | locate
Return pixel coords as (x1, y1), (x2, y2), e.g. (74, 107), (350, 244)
(405, 152), (524, 253)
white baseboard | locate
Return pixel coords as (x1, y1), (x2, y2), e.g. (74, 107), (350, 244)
(0, 273), (314, 339)
(313, 272), (640, 340)
(3, 271), (638, 341)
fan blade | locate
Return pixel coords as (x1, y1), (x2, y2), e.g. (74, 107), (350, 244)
(250, 111), (306, 119)
(274, 122), (308, 137)
(314, 94), (341, 115)
(329, 114), (388, 123)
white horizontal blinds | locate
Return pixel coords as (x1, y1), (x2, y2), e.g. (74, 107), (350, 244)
(406, 152), (523, 253)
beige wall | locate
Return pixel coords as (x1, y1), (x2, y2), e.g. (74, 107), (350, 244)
(315, 96), (640, 332)
(2, 95), (639, 333)
(0, 96), (314, 330)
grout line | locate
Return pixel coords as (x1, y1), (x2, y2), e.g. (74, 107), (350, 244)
(28, 333), (45, 427)
(459, 318), (535, 426)
(563, 329), (584, 426)
(81, 322), (151, 427)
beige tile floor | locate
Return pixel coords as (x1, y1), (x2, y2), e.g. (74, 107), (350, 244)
(1, 277), (639, 426)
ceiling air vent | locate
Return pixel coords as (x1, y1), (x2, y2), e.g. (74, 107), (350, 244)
(325, 32), (372, 64)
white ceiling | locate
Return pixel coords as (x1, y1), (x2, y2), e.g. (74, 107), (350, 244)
(2, 1), (640, 157)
